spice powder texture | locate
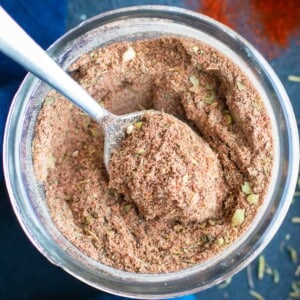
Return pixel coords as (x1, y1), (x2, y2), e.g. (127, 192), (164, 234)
(109, 112), (228, 224)
(33, 37), (274, 273)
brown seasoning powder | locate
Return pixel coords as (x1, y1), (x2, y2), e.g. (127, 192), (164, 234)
(33, 37), (274, 274)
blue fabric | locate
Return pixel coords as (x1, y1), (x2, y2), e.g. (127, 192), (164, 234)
(0, 1), (94, 300)
(0, 0), (67, 182)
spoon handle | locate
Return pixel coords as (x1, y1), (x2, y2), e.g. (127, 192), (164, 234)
(0, 6), (111, 123)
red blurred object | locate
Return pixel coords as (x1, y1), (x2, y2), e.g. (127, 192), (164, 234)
(197, 0), (300, 59)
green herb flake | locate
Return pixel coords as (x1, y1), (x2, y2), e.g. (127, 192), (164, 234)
(90, 128), (100, 138)
(77, 111), (88, 116)
(288, 75), (300, 82)
(292, 217), (300, 224)
(189, 75), (199, 87)
(286, 233), (291, 240)
(218, 276), (232, 289)
(287, 246), (298, 263)
(84, 215), (93, 225)
(237, 81), (245, 91)
(89, 52), (97, 59)
(204, 90), (216, 105)
(208, 219), (216, 226)
(195, 63), (202, 70)
(206, 233), (214, 242)
(247, 194), (259, 205)
(199, 222), (207, 229)
(289, 292), (300, 299)
(90, 77), (97, 85)
(182, 248), (189, 254)
(224, 113), (233, 125)
(217, 237), (224, 246)
(108, 188), (118, 198)
(258, 255), (265, 280)
(47, 154), (56, 169)
(205, 84), (214, 90)
(295, 265), (300, 276)
(247, 265), (255, 289)
(242, 182), (253, 195)
(264, 265), (273, 275)
(273, 269), (280, 284)
(83, 227), (100, 243)
(44, 96), (55, 105)
(252, 100), (262, 110)
(168, 67), (180, 72)
(192, 46), (199, 53)
(189, 157), (198, 165)
(134, 121), (143, 129)
(291, 281), (300, 293)
(182, 173), (189, 183)
(249, 290), (265, 300)
(135, 148), (145, 155)
(123, 204), (132, 214)
(78, 179), (90, 185)
(231, 208), (245, 227)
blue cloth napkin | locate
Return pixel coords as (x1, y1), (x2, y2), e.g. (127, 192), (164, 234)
(0, 0), (66, 182)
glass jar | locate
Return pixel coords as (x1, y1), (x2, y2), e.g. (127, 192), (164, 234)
(3, 6), (299, 299)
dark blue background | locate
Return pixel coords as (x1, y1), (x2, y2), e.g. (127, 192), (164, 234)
(1, 1), (299, 299)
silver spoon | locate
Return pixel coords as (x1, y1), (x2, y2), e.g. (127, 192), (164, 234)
(0, 7), (147, 172)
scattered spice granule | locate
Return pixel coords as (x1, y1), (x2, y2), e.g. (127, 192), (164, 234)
(249, 290), (265, 300)
(289, 292), (300, 299)
(218, 276), (232, 289)
(291, 281), (300, 293)
(292, 217), (300, 224)
(287, 246), (299, 264)
(247, 264), (255, 289)
(258, 255), (265, 280)
(264, 263), (273, 276)
(288, 75), (300, 83)
(247, 194), (259, 205)
(32, 37), (274, 273)
(295, 265), (300, 276)
(242, 182), (253, 195)
(290, 281), (300, 298)
(273, 269), (280, 284)
(231, 208), (245, 227)
(280, 240), (286, 252)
